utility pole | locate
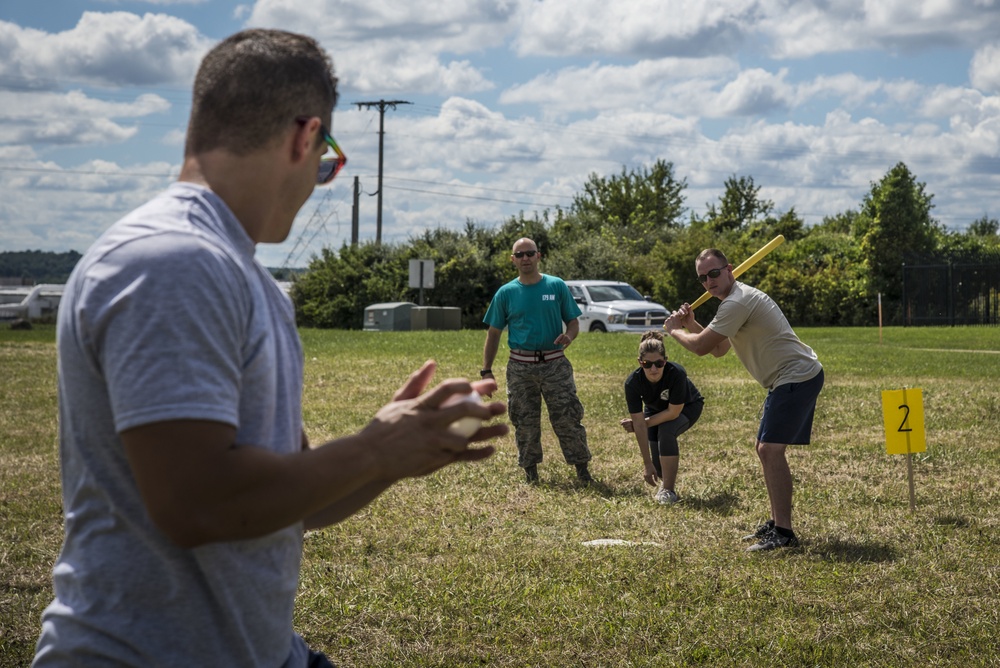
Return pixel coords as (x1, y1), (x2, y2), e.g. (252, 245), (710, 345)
(351, 176), (360, 246)
(354, 99), (411, 244)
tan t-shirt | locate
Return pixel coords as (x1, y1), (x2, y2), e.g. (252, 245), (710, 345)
(707, 281), (822, 389)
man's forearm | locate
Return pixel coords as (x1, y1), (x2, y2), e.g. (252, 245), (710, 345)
(128, 431), (383, 549)
(483, 329), (501, 370)
(565, 319), (579, 341)
(666, 319), (729, 357)
(304, 479), (394, 529)
(667, 328), (703, 355)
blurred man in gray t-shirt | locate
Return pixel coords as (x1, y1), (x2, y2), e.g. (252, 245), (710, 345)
(33, 29), (507, 668)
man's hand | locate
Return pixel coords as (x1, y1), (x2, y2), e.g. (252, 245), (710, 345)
(664, 302), (695, 333)
(362, 360), (508, 480)
(676, 303), (695, 325)
(554, 318), (580, 349)
(619, 417), (634, 433)
(305, 363), (507, 532)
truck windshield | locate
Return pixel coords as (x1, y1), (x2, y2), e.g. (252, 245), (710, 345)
(588, 285), (644, 302)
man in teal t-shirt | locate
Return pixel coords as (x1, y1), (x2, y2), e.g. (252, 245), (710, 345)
(482, 238), (593, 484)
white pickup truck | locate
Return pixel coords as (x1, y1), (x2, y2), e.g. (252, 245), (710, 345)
(564, 280), (670, 333)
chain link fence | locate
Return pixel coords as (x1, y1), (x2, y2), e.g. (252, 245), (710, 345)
(901, 249), (1000, 326)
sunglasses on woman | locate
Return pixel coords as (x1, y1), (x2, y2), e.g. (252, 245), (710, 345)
(639, 359), (666, 369)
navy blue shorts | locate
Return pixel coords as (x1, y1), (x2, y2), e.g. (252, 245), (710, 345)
(757, 369), (824, 445)
(308, 649), (336, 667)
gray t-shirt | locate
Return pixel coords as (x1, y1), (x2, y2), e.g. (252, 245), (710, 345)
(707, 281), (821, 389)
(34, 183), (309, 667)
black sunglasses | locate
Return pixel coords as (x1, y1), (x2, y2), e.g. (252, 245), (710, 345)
(698, 265), (728, 283)
(639, 359), (666, 369)
(513, 250), (538, 258)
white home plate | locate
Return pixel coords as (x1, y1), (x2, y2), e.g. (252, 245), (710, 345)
(582, 539), (663, 547)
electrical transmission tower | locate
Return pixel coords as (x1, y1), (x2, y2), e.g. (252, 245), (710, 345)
(353, 99), (411, 244)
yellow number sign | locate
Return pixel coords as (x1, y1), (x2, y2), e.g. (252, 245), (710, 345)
(881, 388), (926, 455)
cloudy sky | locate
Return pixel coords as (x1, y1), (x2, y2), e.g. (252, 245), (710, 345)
(2, 0), (1000, 268)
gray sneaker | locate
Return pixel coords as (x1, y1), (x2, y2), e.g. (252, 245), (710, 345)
(746, 528), (799, 552)
(654, 488), (680, 505)
(742, 520), (775, 541)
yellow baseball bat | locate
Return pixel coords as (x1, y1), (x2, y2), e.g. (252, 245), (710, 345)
(687, 234), (785, 311)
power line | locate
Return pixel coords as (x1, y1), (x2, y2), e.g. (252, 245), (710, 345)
(385, 184), (565, 208)
(384, 175), (576, 200)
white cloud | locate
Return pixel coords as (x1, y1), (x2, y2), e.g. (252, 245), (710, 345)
(500, 57), (737, 116)
(250, 0), (518, 50)
(0, 158), (176, 251)
(340, 42), (493, 95)
(715, 68), (792, 116)
(6, 0), (1000, 263)
(919, 85), (987, 120)
(0, 13), (209, 90)
(161, 128), (186, 146)
(971, 43), (1000, 93)
(0, 90), (169, 146)
(502, 59), (869, 120)
(761, 0), (1000, 58)
(793, 74), (882, 108)
(513, 0), (757, 58)
(245, 0), (513, 94)
(1, 90), (169, 121)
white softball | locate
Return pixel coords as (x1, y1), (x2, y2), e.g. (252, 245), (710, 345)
(442, 391), (484, 438)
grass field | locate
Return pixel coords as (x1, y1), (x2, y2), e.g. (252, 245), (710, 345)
(2, 325), (999, 667)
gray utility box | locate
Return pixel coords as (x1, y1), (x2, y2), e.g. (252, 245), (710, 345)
(406, 306), (461, 331)
(363, 303), (462, 331)
(410, 307), (429, 331)
(426, 306), (461, 330)
(363, 302), (415, 331)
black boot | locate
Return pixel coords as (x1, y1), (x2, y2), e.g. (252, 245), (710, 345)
(525, 464), (539, 483)
(575, 463), (593, 483)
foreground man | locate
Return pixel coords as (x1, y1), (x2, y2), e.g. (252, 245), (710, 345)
(663, 248), (823, 552)
(34, 29), (506, 667)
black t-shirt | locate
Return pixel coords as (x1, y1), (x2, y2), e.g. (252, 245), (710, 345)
(624, 362), (703, 415)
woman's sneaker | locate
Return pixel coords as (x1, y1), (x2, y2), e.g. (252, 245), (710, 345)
(746, 528), (800, 552)
(742, 519), (775, 541)
(654, 488), (680, 505)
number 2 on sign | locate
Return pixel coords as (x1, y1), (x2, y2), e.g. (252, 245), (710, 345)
(881, 389), (926, 455)
(897, 404), (912, 433)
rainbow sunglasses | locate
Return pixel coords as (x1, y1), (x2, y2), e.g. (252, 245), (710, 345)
(296, 115), (347, 184)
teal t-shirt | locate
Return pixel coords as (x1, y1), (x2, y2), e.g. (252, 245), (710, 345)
(483, 274), (582, 350)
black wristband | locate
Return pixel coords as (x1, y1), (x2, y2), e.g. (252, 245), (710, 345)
(480, 369), (493, 377)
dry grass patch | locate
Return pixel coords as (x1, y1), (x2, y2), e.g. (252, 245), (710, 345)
(2, 325), (999, 667)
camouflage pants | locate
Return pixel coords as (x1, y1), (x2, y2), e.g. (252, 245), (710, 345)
(506, 356), (590, 468)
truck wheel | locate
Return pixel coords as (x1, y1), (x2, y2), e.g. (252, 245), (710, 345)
(590, 322), (607, 333)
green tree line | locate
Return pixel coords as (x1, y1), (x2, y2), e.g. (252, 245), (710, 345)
(0, 250), (82, 284)
(287, 161), (996, 329)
